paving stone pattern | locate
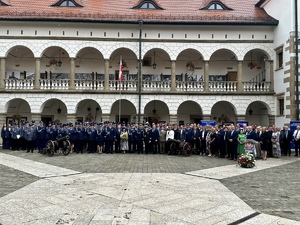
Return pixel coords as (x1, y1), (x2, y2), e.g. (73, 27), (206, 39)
(0, 164), (39, 198)
(1, 149), (300, 224)
(0, 150), (236, 173)
(221, 161), (300, 222)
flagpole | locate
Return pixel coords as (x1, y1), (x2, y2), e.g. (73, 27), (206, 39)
(119, 55), (122, 123)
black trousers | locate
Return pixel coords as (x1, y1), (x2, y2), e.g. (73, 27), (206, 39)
(294, 140), (300, 156)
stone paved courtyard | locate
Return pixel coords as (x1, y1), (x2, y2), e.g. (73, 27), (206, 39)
(0, 149), (300, 224)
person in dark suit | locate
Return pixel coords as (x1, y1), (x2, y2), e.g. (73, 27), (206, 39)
(265, 126), (273, 157)
(144, 125), (152, 154)
(177, 125), (186, 141)
(151, 124), (159, 154)
(128, 124), (136, 153)
(104, 122), (116, 154)
(1, 124), (7, 149)
(200, 127), (207, 155)
(217, 125), (226, 158)
(185, 123), (193, 146)
(191, 124), (200, 154)
(279, 126), (293, 156)
(115, 124), (122, 153)
(135, 123), (144, 154)
(227, 124), (238, 160)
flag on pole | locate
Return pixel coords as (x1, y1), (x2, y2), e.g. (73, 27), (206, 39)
(119, 56), (123, 82)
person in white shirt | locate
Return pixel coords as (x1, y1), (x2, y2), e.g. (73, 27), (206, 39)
(166, 125), (175, 154)
(293, 126), (300, 156)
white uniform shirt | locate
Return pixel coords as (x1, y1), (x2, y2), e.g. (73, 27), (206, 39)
(166, 130), (175, 141)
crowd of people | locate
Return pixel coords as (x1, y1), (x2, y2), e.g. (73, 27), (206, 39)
(1, 120), (298, 161)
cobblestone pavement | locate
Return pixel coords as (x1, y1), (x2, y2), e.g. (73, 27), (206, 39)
(0, 164), (39, 198)
(221, 160), (300, 222)
(0, 148), (300, 224)
(0, 149), (236, 173)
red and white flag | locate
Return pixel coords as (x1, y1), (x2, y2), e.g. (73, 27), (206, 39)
(119, 56), (122, 82)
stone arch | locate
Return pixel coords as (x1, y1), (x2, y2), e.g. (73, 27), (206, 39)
(144, 100), (170, 123)
(245, 100), (272, 126)
(241, 45), (273, 60)
(40, 98), (68, 114)
(209, 47), (238, 61)
(4, 98), (31, 114)
(75, 99), (102, 122)
(142, 44), (172, 60)
(211, 101), (237, 124)
(177, 100), (203, 124)
(74, 43), (105, 59)
(110, 99), (137, 123)
(38, 43), (73, 58)
(175, 44), (206, 61)
(108, 44), (139, 59)
(2, 42), (36, 57)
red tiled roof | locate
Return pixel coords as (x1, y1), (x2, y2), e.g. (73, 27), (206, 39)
(0, 0), (278, 25)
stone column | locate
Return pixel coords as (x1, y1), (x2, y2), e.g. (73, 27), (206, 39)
(237, 60), (243, 92)
(269, 60), (274, 92)
(140, 115), (145, 124)
(171, 61), (176, 91)
(31, 113), (41, 123)
(101, 114), (111, 123)
(204, 61), (209, 92)
(0, 58), (5, 89)
(236, 115), (246, 122)
(0, 113), (7, 127)
(69, 58), (75, 90)
(169, 114), (178, 125)
(104, 59), (109, 91)
(67, 114), (77, 123)
(268, 115), (275, 126)
(34, 58), (41, 89)
(202, 115), (211, 121)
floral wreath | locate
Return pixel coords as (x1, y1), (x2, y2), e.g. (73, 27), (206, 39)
(238, 152), (255, 168)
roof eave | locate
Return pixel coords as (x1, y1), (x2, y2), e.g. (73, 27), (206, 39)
(0, 17), (279, 26)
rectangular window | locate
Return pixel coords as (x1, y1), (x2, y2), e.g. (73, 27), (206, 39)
(278, 52), (283, 68)
(278, 98), (284, 115)
(274, 45), (284, 70)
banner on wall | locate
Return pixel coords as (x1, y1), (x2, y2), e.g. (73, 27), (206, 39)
(201, 120), (216, 127)
(237, 121), (248, 127)
(290, 120), (300, 149)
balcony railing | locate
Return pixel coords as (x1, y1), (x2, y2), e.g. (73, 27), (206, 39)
(3, 79), (273, 93)
(75, 80), (104, 90)
(143, 81), (171, 91)
(40, 79), (69, 90)
(4, 79), (34, 89)
(176, 81), (204, 92)
(109, 80), (137, 91)
(209, 81), (238, 92)
(242, 82), (271, 92)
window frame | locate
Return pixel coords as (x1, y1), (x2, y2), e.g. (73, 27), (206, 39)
(133, 1), (163, 10)
(201, 1), (232, 10)
(274, 45), (284, 70)
(51, 0), (83, 7)
(278, 97), (284, 116)
(0, 1), (9, 6)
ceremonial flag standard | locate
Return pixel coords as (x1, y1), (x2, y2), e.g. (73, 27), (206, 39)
(119, 56), (122, 82)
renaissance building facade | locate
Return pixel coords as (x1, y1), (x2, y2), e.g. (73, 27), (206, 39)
(0, 0), (298, 126)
